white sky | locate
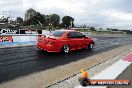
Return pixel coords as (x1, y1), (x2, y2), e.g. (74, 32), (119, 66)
(0, 0), (132, 28)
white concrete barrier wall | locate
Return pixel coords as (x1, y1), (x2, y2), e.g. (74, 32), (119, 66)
(12, 30), (50, 42)
(42, 30), (50, 35)
(12, 36), (37, 42)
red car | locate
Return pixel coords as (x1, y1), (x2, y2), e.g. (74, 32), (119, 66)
(37, 29), (94, 53)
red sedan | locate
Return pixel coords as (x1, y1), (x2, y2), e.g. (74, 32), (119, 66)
(37, 29), (94, 53)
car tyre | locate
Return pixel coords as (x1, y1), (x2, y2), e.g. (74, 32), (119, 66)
(88, 43), (94, 50)
(61, 44), (70, 54)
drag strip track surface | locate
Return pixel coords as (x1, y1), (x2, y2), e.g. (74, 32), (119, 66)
(0, 37), (132, 83)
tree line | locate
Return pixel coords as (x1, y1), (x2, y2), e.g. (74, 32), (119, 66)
(15, 8), (74, 29)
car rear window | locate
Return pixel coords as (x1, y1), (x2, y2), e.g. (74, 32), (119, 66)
(50, 31), (64, 37)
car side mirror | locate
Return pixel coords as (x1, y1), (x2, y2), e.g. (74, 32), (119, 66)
(83, 35), (86, 38)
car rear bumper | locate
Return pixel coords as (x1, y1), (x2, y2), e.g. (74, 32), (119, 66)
(37, 43), (60, 52)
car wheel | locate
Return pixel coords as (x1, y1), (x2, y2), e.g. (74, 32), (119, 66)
(88, 43), (94, 50)
(62, 44), (70, 53)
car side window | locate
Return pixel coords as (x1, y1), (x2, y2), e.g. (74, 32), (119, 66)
(67, 32), (84, 38)
(75, 32), (84, 38)
(67, 32), (76, 38)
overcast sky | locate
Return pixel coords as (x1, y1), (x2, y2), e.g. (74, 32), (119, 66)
(0, 0), (132, 28)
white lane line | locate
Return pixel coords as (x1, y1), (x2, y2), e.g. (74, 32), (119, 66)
(74, 59), (131, 88)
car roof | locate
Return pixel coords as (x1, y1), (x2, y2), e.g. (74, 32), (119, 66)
(56, 29), (75, 32)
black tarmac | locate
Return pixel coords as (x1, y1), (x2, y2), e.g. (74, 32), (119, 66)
(0, 36), (132, 83)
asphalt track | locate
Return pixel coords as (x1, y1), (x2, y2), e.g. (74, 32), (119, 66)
(0, 36), (132, 83)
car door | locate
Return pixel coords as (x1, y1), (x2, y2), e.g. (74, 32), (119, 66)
(75, 32), (85, 48)
(67, 32), (78, 50)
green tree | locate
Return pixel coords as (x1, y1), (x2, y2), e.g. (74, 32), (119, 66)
(23, 8), (61, 28)
(44, 14), (60, 28)
(15, 17), (23, 25)
(0, 16), (9, 23)
(23, 11), (46, 26)
(90, 27), (96, 31)
(50, 14), (60, 27)
(45, 15), (50, 26)
(25, 8), (37, 20)
(62, 16), (74, 28)
(32, 12), (46, 26)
